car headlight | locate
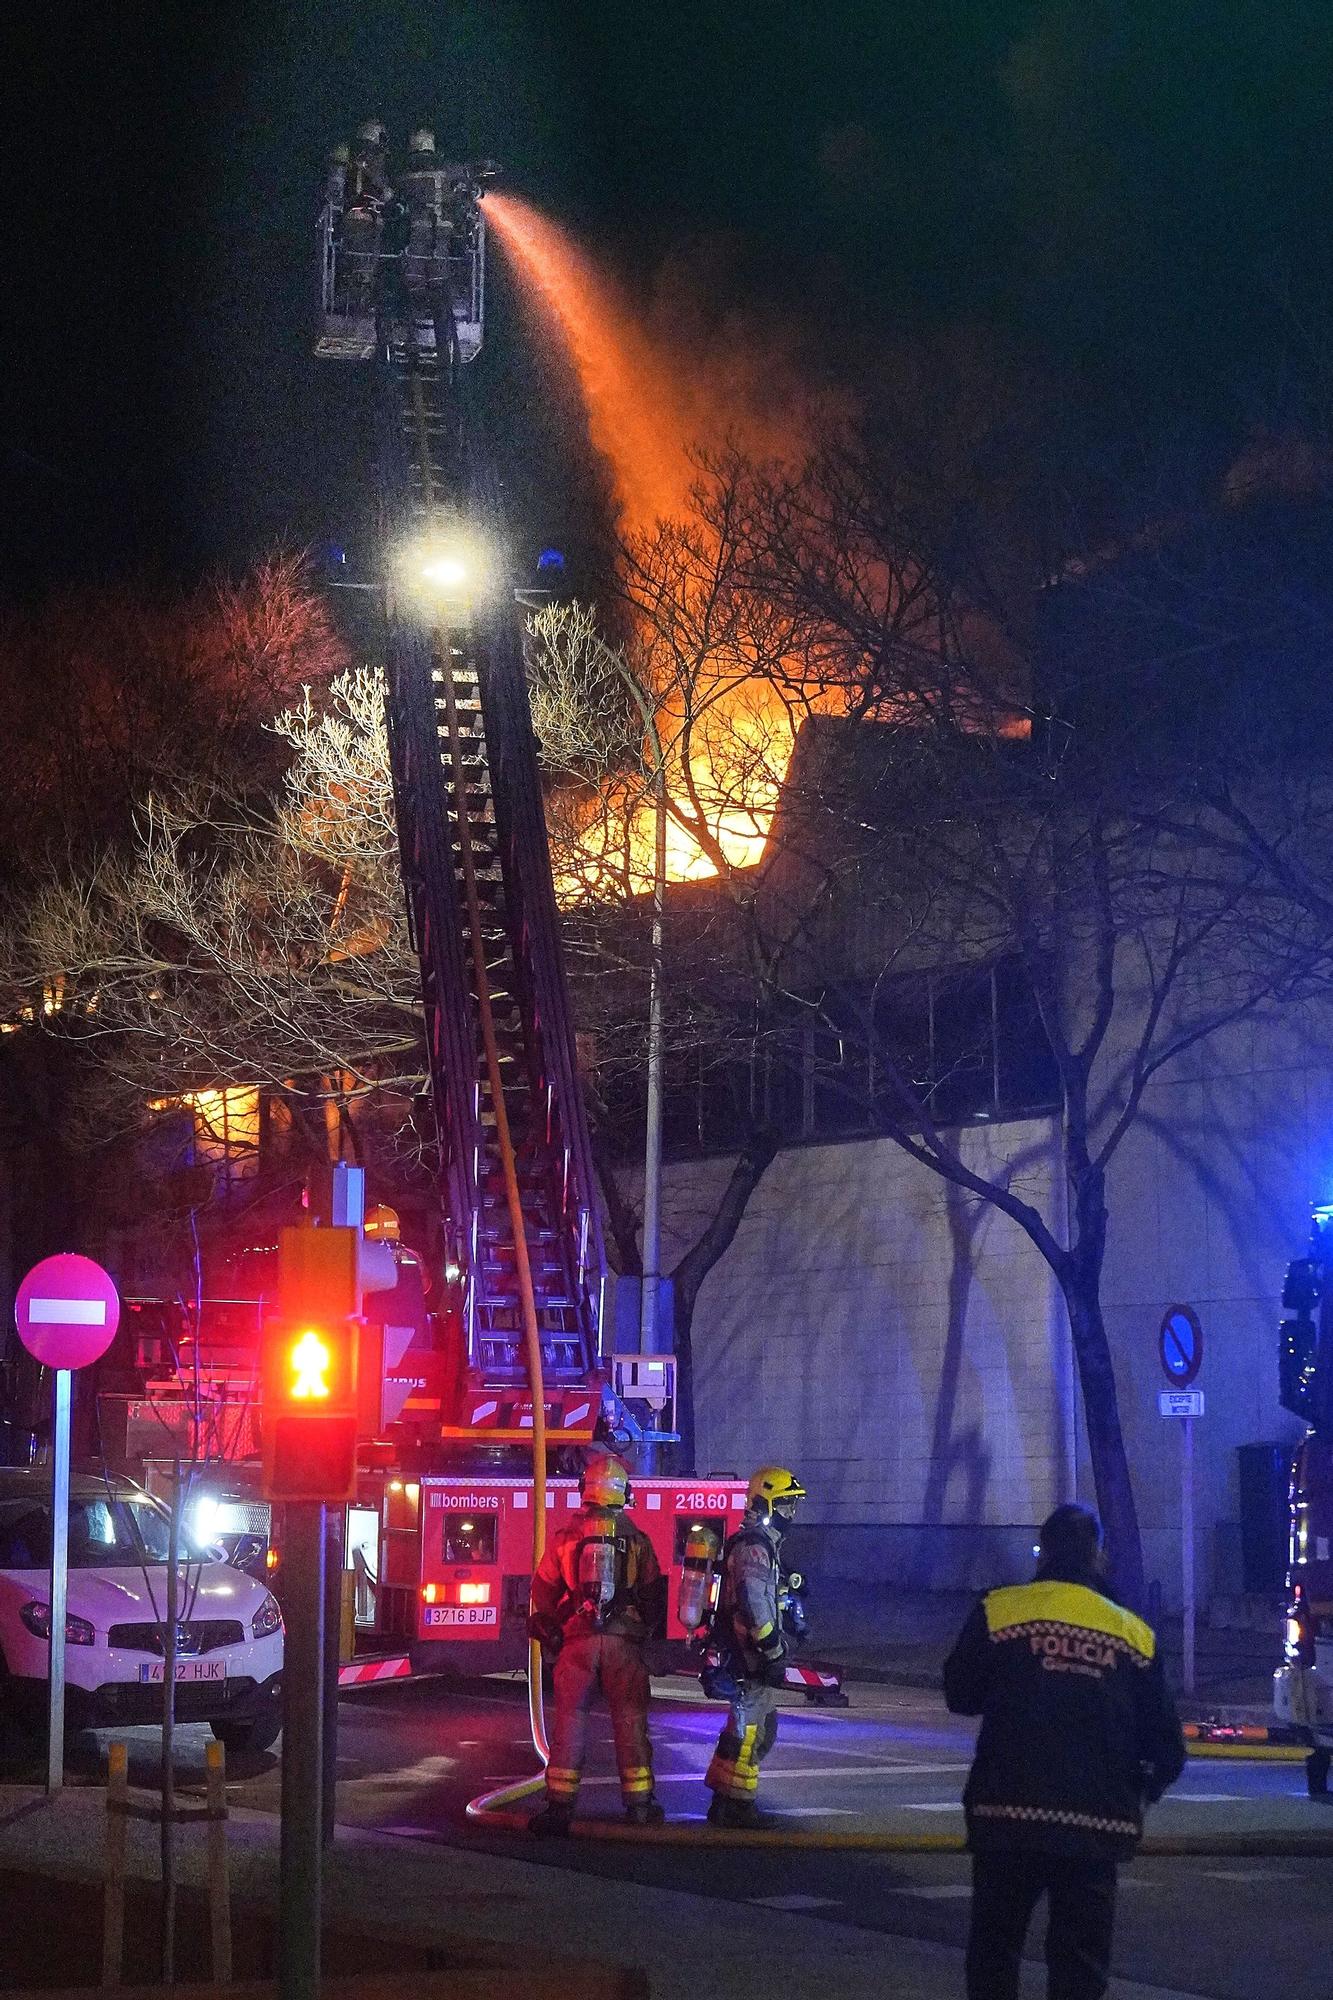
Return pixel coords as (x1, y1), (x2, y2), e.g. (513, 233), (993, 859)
(20, 1602), (96, 1646)
(252, 1592), (284, 1640)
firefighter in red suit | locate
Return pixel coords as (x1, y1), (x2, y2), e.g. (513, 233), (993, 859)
(528, 1453), (666, 1834)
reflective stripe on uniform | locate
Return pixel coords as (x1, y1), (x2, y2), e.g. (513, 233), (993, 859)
(983, 1581), (1155, 1661)
(705, 1722), (763, 1800)
(545, 1764), (580, 1801)
(620, 1763), (654, 1796)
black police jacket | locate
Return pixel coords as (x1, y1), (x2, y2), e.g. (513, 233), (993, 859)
(943, 1574), (1185, 1859)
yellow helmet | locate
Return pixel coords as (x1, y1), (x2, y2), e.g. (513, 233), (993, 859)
(747, 1465), (806, 1520)
(581, 1453), (631, 1509)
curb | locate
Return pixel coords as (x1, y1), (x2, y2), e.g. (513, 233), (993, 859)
(465, 1805), (1333, 1857)
(1186, 1740), (1305, 1763)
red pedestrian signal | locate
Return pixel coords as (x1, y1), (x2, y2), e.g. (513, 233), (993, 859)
(261, 1228), (362, 1502)
(261, 1317), (360, 1502)
(288, 1330), (333, 1399)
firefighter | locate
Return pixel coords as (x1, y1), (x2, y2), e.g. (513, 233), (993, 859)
(704, 1464), (806, 1828)
(341, 119), (391, 312)
(943, 1504), (1185, 2000)
(399, 128), (454, 213)
(349, 118), (391, 204)
(397, 127), (460, 368)
(528, 1452), (666, 1835)
(324, 142), (350, 210)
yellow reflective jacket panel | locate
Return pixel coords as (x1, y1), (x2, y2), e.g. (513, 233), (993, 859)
(943, 1577), (1184, 1858)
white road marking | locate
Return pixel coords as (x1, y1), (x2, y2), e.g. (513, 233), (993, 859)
(1159, 1792), (1245, 1804)
(899, 1884), (972, 1900)
(901, 1802), (963, 1813)
(767, 1807), (856, 1818)
(574, 1764), (958, 1786)
(1203, 1868), (1299, 1883)
(749, 1894), (842, 1910)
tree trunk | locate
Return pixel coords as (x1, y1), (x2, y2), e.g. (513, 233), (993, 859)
(672, 1285), (698, 1474)
(1062, 1269), (1146, 1611)
(669, 1130), (779, 1475)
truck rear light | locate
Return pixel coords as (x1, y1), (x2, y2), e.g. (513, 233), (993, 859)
(422, 1582), (438, 1604)
(1285, 1596), (1319, 1667)
(457, 1582), (491, 1605)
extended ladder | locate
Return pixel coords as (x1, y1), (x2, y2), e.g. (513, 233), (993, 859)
(374, 334), (606, 1441)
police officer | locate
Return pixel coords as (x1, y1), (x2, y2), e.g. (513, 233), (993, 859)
(944, 1504), (1185, 2000)
(704, 1464), (806, 1828)
(528, 1453), (666, 1834)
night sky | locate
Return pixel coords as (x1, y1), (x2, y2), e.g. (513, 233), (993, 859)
(7, 1), (1333, 594)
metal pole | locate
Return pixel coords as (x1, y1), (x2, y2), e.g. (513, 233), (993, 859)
(45, 1368), (70, 1793)
(1181, 1417), (1196, 1698)
(325, 1163), (362, 1845)
(279, 1501), (325, 2000)
(160, 1464), (180, 1982)
(320, 1507), (343, 1849)
(637, 758), (668, 1476)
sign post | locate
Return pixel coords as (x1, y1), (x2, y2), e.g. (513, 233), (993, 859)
(1158, 1305), (1204, 1698)
(263, 1225), (360, 2000)
(14, 1253), (120, 1793)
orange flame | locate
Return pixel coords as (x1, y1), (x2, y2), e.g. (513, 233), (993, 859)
(489, 195), (826, 879)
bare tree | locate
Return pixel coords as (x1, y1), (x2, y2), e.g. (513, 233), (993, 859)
(721, 448), (1333, 1604)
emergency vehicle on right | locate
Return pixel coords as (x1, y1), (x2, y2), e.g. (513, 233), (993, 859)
(1274, 1203), (1333, 1794)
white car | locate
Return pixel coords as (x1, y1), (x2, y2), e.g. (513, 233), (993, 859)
(0, 1469), (283, 1754)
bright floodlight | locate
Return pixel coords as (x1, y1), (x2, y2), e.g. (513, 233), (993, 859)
(420, 551), (468, 590)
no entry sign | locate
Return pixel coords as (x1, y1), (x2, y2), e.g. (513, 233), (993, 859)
(15, 1253), (120, 1371)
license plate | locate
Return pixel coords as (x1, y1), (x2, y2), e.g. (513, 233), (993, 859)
(137, 1659), (228, 1684)
(424, 1605), (497, 1628)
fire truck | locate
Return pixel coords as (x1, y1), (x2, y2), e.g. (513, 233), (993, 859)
(91, 140), (850, 1701)
(1274, 1204), (1333, 1793)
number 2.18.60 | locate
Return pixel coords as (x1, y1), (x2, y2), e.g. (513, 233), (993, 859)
(674, 1490), (730, 1511)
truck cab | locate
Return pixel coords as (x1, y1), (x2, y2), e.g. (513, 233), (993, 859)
(1273, 1215), (1333, 1792)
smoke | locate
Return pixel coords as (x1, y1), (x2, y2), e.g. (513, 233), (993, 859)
(486, 193), (819, 536)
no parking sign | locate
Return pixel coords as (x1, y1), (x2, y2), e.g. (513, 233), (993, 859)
(1158, 1303), (1203, 1388)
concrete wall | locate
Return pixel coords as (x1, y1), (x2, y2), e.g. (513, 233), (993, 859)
(639, 1117), (1076, 1590)
(634, 999), (1331, 1605)
(1098, 1002), (1317, 1604)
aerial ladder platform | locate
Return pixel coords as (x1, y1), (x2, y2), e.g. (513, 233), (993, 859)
(316, 154), (614, 1451)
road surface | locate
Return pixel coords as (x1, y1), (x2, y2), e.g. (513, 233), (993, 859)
(73, 1674), (1330, 2000)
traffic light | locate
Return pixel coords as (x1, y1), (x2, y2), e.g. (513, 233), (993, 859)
(261, 1228), (361, 1502)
